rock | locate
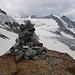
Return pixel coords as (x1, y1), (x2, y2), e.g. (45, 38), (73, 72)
(25, 48), (37, 59)
(0, 9), (7, 15)
(0, 49), (75, 75)
(15, 52), (25, 63)
(5, 51), (11, 55)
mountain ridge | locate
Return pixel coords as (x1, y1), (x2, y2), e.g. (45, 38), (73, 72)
(0, 8), (7, 15)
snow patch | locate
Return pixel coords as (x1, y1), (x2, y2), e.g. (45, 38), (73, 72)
(0, 28), (18, 55)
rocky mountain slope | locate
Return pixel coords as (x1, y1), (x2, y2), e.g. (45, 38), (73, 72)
(0, 9), (20, 33)
(0, 49), (75, 75)
(0, 9), (7, 15)
(61, 15), (75, 28)
(0, 9), (15, 24)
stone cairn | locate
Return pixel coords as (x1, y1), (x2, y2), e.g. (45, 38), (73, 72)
(6, 20), (46, 63)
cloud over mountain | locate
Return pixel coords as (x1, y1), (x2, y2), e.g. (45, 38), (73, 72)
(0, 0), (75, 20)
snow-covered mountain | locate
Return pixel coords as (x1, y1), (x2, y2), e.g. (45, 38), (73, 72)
(61, 15), (75, 28)
(0, 10), (75, 59)
(15, 15), (75, 59)
(0, 9), (15, 24)
(0, 9), (19, 55)
(0, 9), (20, 33)
(31, 15), (37, 18)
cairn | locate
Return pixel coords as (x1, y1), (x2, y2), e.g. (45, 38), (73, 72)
(6, 20), (46, 63)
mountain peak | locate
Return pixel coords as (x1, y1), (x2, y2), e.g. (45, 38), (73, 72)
(61, 15), (67, 17)
(61, 15), (70, 21)
(61, 15), (75, 28)
(31, 15), (37, 18)
(0, 9), (7, 15)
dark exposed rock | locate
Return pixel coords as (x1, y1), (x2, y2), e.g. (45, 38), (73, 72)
(0, 9), (20, 33)
(4, 22), (20, 33)
(61, 15), (75, 28)
(0, 9), (7, 15)
(47, 30), (62, 36)
(0, 33), (9, 39)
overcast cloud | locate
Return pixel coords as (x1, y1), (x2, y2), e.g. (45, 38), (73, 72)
(0, 0), (75, 20)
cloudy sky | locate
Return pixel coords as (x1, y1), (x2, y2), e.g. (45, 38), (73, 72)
(0, 0), (75, 20)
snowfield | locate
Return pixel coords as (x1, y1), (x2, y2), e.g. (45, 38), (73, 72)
(15, 17), (75, 59)
(35, 24), (75, 59)
(0, 28), (18, 55)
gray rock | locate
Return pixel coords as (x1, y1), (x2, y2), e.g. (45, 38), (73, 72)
(15, 52), (25, 63)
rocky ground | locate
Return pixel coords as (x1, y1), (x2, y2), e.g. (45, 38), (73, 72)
(0, 49), (75, 75)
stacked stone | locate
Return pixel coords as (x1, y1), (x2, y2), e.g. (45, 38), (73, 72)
(6, 20), (46, 63)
